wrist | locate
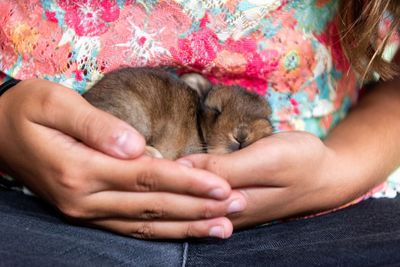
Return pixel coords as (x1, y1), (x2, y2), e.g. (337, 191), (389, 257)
(321, 140), (381, 206)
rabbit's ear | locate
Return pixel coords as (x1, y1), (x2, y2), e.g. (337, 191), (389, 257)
(180, 73), (212, 99)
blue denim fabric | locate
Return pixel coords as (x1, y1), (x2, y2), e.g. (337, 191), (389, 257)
(1, 189), (400, 267)
(186, 198), (400, 266)
(0, 190), (184, 267)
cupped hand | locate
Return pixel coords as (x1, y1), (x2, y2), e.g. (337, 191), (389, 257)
(0, 79), (247, 239)
(181, 131), (360, 228)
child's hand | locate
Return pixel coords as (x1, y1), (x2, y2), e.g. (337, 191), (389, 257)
(0, 79), (246, 239)
(181, 131), (361, 228)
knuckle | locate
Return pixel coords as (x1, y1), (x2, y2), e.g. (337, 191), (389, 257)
(185, 222), (197, 238)
(139, 204), (166, 219)
(50, 164), (87, 195)
(182, 175), (196, 193)
(57, 201), (90, 220)
(131, 222), (155, 239)
(39, 86), (75, 115)
(39, 88), (61, 114)
(58, 173), (83, 193)
(76, 109), (103, 144)
(38, 90), (62, 124)
(135, 165), (157, 192)
(201, 202), (215, 219)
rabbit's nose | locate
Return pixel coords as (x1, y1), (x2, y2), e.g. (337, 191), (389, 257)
(230, 128), (249, 151)
(228, 140), (241, 152)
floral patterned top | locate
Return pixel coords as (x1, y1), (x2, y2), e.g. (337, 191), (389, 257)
(0, 0), (399, 200)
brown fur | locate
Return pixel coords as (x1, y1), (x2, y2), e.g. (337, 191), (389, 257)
(201, 85), (272, 154)
(83, 68), (273, 159)
(84, 68), (203, 159)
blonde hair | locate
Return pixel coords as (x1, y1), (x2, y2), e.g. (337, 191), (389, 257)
(339, 0), (400, 81)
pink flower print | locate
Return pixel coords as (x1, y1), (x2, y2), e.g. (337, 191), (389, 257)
(275, 119), (296, 132)
(147, 2), (192, 48)
(208, 74), (269, 96)
(333, 68), (357, 108)
(304, 80), (318, 102)
(213, 50), (247, 75)
(58, 0), (119, 37)
(0, 27), (18, 72)
(45, 11), (58, 23)
(270, 29), (316, 93)
(208, 37), (279, 95)
(97, 5), (147, 71)
(316, 20), (350, 72)
(10, 23), (39, 58)
(290, 98), (300, 115)
(0, 1), (70, 77)
(238, 50), (279, 95)
(97, 5), (173, 71)
(316, 20), (358, 107)
(16, 18), (71, 78)
(59, 61), (86, 83)
(275, 9), (297, 30)
(171, 13), (220, 71)
(320, 113), (333, 130)
(377, 16), (400, 51)
(245, 49), (279, 80)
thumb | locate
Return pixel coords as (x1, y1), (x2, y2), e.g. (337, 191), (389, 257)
(35, 85), (145, 159)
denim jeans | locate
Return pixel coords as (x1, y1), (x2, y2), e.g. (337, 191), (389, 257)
(1, 189), (400, 266)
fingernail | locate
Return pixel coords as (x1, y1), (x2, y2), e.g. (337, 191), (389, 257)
(176, 159), (193, 168)
(209, 226), (225, 238)
(227, 199), (245, 214)
(208, 188), (225, 199)
(116, 130), (138, 156)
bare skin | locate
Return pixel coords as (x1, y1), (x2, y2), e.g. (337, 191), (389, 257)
(181, 78), (400, 229)
(1, 77), (399, 238)
(0, 79), (247, 239)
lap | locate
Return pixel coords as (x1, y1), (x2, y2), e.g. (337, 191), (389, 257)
(0, 190), (184, 267)
(186, 196), (400, 266)
(2, 189), (400, 266)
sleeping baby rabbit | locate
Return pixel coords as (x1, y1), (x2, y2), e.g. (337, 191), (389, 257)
(83, 67), (273, 159)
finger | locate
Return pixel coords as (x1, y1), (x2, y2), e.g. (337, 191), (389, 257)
(228, 187), (315, 229)
(90, 217), (233, 239)
(177, 153), (257, 188)
(228, 187), (286, 228)
(30, 80), (145, 159)
(90, 155), (233, 200)
(179, 144), (287, 188)
(84, 191), (246, 220)
(178, 154), (240, 184)
(27, 121), (233, 201)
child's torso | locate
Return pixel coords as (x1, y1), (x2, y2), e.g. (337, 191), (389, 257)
(0, 0), (359, 138)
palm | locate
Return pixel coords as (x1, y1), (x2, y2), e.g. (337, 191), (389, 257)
(185, 131), (338, 228)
